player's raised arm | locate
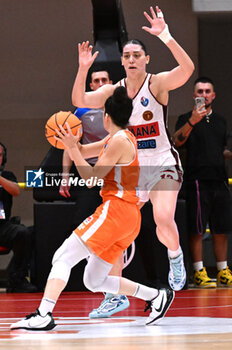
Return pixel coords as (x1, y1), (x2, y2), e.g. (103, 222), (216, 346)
(72, 41), (115, 108)
(143, 6), (194, 92)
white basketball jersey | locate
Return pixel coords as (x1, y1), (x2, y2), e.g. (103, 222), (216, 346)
(120, 73), (180, 166)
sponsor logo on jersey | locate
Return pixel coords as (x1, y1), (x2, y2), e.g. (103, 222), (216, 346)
(137, 139), (156, 149)
(128, 121), (160, 139)
(140, 96), (149, 107)
(143, 110), (153, 121)
(77, 215), (94, 230)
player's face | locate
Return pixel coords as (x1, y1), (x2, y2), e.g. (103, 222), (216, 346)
(90, 71), (112, 91)
(0, 146), (3, 166)
(121, 44), (149, 74)
(194, 82), (216, 108)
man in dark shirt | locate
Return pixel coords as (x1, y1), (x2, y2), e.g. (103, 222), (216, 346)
(0, 141), (37, 292)
(174, 77), (232, 288)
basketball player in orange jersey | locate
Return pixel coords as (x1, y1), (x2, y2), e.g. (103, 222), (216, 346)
(71, 5), (194, 293)
(11, 87), (174, 331)
(60, 70), (130, 318)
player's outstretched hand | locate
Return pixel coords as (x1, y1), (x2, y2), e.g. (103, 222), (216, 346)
(142, 6), (166, 36)
(78, 41), (99, 71)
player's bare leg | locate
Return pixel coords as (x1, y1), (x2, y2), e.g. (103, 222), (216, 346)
(149, 179), (186, 291)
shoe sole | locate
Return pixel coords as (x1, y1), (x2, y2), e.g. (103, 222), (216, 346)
(217, 283), (232, 288)
(193, 284), (217, 289)
(146, 290), (175, 326)
(89, 300), (130, 319)
(11, 320), (56, 331)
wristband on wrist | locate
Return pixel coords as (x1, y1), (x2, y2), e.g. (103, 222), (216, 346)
(187, 119), (194, 128)
(157, 24), (172, 44)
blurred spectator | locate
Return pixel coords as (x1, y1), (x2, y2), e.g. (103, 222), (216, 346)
(174, 77), (232, 288)
(0, 141), (37, 292)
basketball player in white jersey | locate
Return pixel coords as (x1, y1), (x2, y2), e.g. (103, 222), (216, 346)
(72, 5), (194, 292)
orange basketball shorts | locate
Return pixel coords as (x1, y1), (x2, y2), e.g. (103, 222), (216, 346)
(74, 199), (141, 264)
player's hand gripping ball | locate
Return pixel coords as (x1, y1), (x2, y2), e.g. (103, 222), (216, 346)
(45, 111), (82, 149)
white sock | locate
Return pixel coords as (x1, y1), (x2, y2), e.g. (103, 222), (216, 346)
(193, 261), (204, 271)
(132, 283), (158, 301)
(38, 297), (56, 316)
(168, 246), (182, 259)
(217, 261), (227, 271)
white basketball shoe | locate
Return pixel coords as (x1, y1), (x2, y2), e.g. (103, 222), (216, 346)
(145, 288), (175, 325)
(10, 309), (55, 331)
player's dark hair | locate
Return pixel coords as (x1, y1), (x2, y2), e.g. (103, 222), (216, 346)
(122, 39), (147, 55)
(194, 77), (215, 90)
(0, 141), (7, 166)
(105, 87), (133, 128)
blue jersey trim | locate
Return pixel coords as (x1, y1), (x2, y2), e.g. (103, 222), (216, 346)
(74, 107), (91, 119)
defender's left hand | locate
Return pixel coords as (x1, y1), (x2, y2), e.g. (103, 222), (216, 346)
(142, 6), (166, 36)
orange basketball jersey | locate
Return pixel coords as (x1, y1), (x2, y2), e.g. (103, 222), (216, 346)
(100, 129), (140, 204)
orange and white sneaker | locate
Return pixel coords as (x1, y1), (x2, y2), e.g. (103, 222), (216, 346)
(217, 266), (232, 287)
(193, 267), (217, 288)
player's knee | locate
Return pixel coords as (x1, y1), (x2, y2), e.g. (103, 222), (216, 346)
(47, 235), (73, 281)
(83, 267), (105, 292)
(48, 260), (71, 283)
(51, 241), (75, 269)
(49, 242), (72, 282)
(155, 208), (173, 228)
(51, 233), (87, 268)
(49, 233), (89, 282)
(52, 244), (64, 266)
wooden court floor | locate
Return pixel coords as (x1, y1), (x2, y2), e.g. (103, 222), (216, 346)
(0, 288), (232, 350)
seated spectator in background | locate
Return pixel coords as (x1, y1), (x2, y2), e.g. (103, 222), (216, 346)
(174, 77), (232, 288)
(0, 141), (37, 292)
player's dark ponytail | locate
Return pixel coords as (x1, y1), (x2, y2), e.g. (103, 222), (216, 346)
(105, 86), (133, 128)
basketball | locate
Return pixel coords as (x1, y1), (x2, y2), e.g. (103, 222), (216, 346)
(45, 111), (82, 149)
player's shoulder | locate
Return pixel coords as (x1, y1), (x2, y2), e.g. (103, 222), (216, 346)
(149, 72), (165, 91)
(100, 83), (116, 94)
(112, 130), (135, 147)
(74, 107), (92, 119)
(151, 71), (168, 81)
(149, 72), (157, 80)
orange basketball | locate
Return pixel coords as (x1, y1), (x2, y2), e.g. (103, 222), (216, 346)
(45, 111), (82, 149)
